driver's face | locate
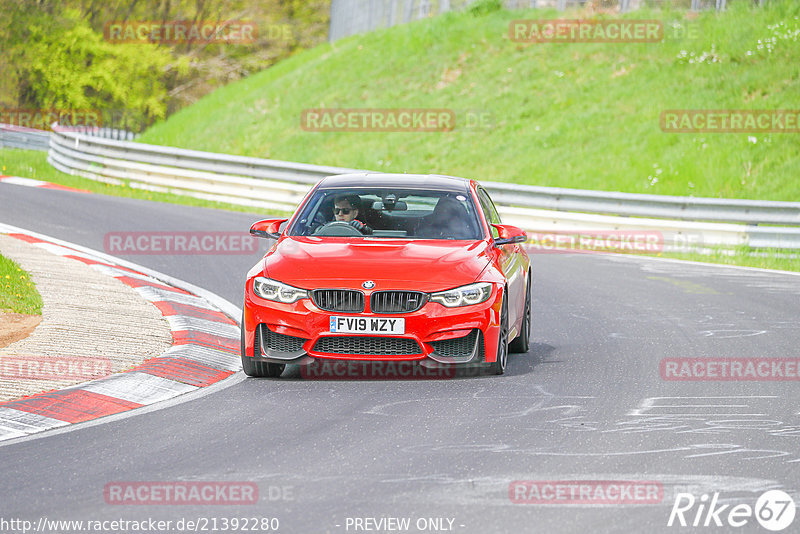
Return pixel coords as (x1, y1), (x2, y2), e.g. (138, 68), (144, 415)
(334, 201), (357, 222)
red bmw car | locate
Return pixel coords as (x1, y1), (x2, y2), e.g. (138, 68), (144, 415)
(242, 173), (531, 377)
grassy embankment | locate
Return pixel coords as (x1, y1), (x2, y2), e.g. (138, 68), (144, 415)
(0, 254), (42, 315)
(140, 1), (800, 200)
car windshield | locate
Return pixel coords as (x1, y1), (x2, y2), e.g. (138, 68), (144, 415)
(288, 188), (483, 240)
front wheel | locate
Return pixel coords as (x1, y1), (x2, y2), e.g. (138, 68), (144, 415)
(241, 315), (285, 378)
(488, 295), (509, 375)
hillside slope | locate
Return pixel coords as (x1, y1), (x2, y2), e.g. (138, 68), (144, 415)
(139, 1), (800, 200)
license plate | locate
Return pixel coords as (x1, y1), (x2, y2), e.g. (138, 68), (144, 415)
(329, 316), (405, 335)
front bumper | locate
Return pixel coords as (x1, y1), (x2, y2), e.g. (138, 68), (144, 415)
(242, 284), (503, 365)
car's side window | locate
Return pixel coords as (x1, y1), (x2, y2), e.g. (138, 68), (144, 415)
(477, 188), (501, 238)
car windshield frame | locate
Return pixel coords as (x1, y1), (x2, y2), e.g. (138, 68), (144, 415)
(286, 187), (486, 241)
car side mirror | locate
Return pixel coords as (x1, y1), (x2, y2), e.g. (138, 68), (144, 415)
(492, 224), (527, 246)
(250, 218), (287, 239)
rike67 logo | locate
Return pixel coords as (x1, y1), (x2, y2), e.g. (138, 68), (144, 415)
(668, 490), (796, 531)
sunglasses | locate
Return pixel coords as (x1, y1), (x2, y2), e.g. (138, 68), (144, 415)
(334, 208), (352, 214)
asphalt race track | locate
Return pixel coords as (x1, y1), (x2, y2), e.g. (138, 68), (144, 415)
(1, 183), (799, 533)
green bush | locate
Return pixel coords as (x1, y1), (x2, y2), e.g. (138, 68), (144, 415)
(0, 1), (329, 131)
(10, 10), (177, 131)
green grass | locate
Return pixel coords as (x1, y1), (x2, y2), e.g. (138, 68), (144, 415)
(650, 247), (800, 273)
(138, 0), (800, 201)
(0, 254), (43, 315)
(0, 148), (290, 217)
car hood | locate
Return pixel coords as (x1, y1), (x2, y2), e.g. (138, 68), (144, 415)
(262, 237), (491, 292)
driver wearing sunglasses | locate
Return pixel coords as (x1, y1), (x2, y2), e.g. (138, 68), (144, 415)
(331, 194), (372, 234)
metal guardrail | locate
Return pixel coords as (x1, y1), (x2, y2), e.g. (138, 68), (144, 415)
(0, 124), (50, 151)
(483, 182), (800, 226)
(498, 205), (799, 252)
(1, 124), (136, 151)
(4, 125), (798, 250)
(46, 128), (353, 212)
(62, 126), (138, 141)
(47, 127), (800, 220)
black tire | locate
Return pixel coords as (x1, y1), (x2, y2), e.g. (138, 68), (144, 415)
(240, 315), (285, 378)
(489, 294), (509, 375)
(509, 275), (531, 354)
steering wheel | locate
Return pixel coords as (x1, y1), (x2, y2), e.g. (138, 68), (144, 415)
(314, 221), (364, 236)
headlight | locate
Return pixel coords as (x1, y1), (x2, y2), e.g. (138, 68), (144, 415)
(430, 282), (492, 307)
(253, 277), (308, 303)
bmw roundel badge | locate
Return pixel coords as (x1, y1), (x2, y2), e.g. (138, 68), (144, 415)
(362, 280), (375, 289)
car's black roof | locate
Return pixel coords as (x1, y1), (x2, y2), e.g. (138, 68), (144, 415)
(317, 173), (472, 192)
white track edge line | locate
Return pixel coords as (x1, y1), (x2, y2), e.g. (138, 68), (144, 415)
(0, 223), (246, 447)
(0, 372), (247, 448)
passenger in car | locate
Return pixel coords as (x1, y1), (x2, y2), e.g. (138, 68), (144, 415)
(418, 196), (473, 239)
